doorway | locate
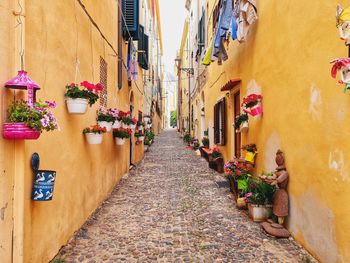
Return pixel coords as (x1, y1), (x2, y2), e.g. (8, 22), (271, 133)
(234, 91), (241, 158)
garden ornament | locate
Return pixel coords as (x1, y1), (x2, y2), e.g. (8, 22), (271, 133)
(330, 58), (350, 92)
(259, 150), (290, 238)
(336, 5), (350, 45)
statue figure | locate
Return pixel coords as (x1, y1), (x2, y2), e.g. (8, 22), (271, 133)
(259, 150), (290, 238)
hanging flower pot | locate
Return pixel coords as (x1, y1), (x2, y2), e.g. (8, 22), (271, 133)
(248, 204), (272, 222)
(32, 170), (57, 201)
(3, 122), (41, 140)
(66, 98), (89, 114)
(97, 121), (113, 132)
(85, 133), (103, 145)
(122, 123), (130, 129)
(112, 120), (121, 129)
(242, 94), (263, 117)
(130, 123), (136, 130)
(3, 100), (59, 140)
(138, 136), (145, 141)
(115, 138), (125, 145)
(83, 125), (106, 145)
(239, 121), (249, 133)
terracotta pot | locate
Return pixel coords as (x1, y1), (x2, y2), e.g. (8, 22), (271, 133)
(66, 98), (88, 114)
(248, 204), (272, 222)
(98, 121), (113, 132)
(85, 133), (103, 145)
(3, 122), (40, 140)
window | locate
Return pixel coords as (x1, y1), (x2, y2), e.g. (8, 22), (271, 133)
(99, 57), (108, 107)
(198, 8), (205, 55)
(122, 0), (140, 40)
(214, 98), (226, 145)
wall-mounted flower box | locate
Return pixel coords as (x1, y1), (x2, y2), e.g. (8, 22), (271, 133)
(242, 94), (263, 118)
(113, 128), (132, 146)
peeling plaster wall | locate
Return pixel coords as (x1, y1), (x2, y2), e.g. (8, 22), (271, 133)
(191, 0), (350, 261)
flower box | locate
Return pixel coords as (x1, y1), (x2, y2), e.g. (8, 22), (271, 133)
(3, 122), (41, 140)
(66, 98), (88, 114)
(85, 133), (103, 145)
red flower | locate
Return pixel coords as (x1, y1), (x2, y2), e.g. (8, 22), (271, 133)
(95, 83), (104, 92)
(69, 83), (76, 87)
(235, 170), (241, 176)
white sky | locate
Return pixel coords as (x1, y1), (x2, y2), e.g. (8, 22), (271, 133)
(159, 0), (187, 79)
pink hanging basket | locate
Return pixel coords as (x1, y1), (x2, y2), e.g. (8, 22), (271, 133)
(3, 123), (41, 140)
(244, 104), (263, 117)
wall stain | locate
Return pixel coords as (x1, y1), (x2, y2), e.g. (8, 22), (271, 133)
(0, 203), (8, 221)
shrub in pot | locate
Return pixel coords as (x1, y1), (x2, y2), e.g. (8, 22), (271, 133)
(202, 137), (209, 148)
(137, 121), (145, 131)
(83, 125), (106, 145)
(65, 82), (102, 114)
(3, 100), (59, 140)
(113, 128), (132, 145)
(183, 133), (191, 145)
(234, 113), (249, 133)
(209, 147), (224, 173)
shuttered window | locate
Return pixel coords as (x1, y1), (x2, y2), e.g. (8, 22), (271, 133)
(214, 98), (226, 145)
(198, 8), (205, 55)
(122, 0), (140, 40)
(138, 25), (149, 70)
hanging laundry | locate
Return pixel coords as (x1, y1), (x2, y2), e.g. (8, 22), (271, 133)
(202, 40), (214, 66)
(127, 38), (138, 81)
(235, 0), (258, 43)
(231, 16), (238, 40)
(214, 0), (233, 49)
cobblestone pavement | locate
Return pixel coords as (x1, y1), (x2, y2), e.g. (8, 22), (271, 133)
(55, 129), (317, 263)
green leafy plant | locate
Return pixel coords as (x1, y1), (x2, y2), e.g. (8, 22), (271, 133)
(204, 129), (209, 136)
(65, 83), (100, 106)
(113, 128), (132, 139)
(96, 107), (116, 122)
(211, 147), (222, 159)
(202, 137), (209, 147)
(244, 177), (276, 205)
(183, 133), (191, 144)
(234, 113), (249, 129)
(242, 143), (257, 153)
(144, 130), (155, 145)
(8, 100), (59, 132)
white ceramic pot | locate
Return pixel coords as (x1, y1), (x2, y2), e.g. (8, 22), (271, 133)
(98, 121), (113, 132)
(112, 120), (121, 129)
(130, 123), (136, 130)
(115, 138), (125, 145)
(85, 133), (103, 145)
(248, 204), (272, 222)
(240, 121), (249, 133)
(138, 136), (145, 141)
(138, 126), (143, 131)
(122, 123), (130, 129)
(66, 98), (88, 114)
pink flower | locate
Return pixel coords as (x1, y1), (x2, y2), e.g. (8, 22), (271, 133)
(245, 192), (252, 198)
(95, 83), (104, 92)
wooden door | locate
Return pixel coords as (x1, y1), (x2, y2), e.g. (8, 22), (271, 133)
(234, 92), (241, 158)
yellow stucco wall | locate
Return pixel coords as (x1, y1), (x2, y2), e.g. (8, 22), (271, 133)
(1, 0), (147, 262)
(195, 0), (350, 262)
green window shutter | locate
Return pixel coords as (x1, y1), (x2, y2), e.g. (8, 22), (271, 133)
(122, 0), (140, 40)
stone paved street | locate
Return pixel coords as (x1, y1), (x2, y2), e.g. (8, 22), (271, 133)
(55, 129), (317, 263)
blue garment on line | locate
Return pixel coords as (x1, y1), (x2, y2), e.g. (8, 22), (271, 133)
(231, 17), (237, 40)
(214, 0), (233, 48)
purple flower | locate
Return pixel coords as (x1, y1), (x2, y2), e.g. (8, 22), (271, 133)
(45, 100), (57, 108)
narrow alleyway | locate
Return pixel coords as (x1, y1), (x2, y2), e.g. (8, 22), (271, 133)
(55, 130), (316, 263)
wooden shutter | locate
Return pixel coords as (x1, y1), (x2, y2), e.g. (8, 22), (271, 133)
(122, 0), (140, 40)
(138, 26), (149, 70)
(220, 98), (226, 145)
(214, 103), (220, 144)
(118, 4), (123, 89)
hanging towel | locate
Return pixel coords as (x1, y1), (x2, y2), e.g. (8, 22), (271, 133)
(202, 40), (214, 66)
(236, 0), (258, 43)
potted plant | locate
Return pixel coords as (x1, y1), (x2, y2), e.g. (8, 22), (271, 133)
(118, 111), (132, 129)
(209, 147), (224, 173)
(64, 82), (103, 114)
(130, 117), (137, 130)
(144, 130), (155, 145)
(113, 128), (132, 145)
(183, 132), (191, 145)
(109, 108), (121, 129)
(202, 137), (209, 148)
(83, 125), (106, 145)
(146, 120), (152, 129)
(96, 107), (115, 132)
(242, 144), (257, 163)
(137, 121), (145, 131)
(234, 113), (249, 133)
(135, 132), (145, 141)
(242, 94), (263, 117)
(3, 100), (59, 140)
(244, 177), (276, 222)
